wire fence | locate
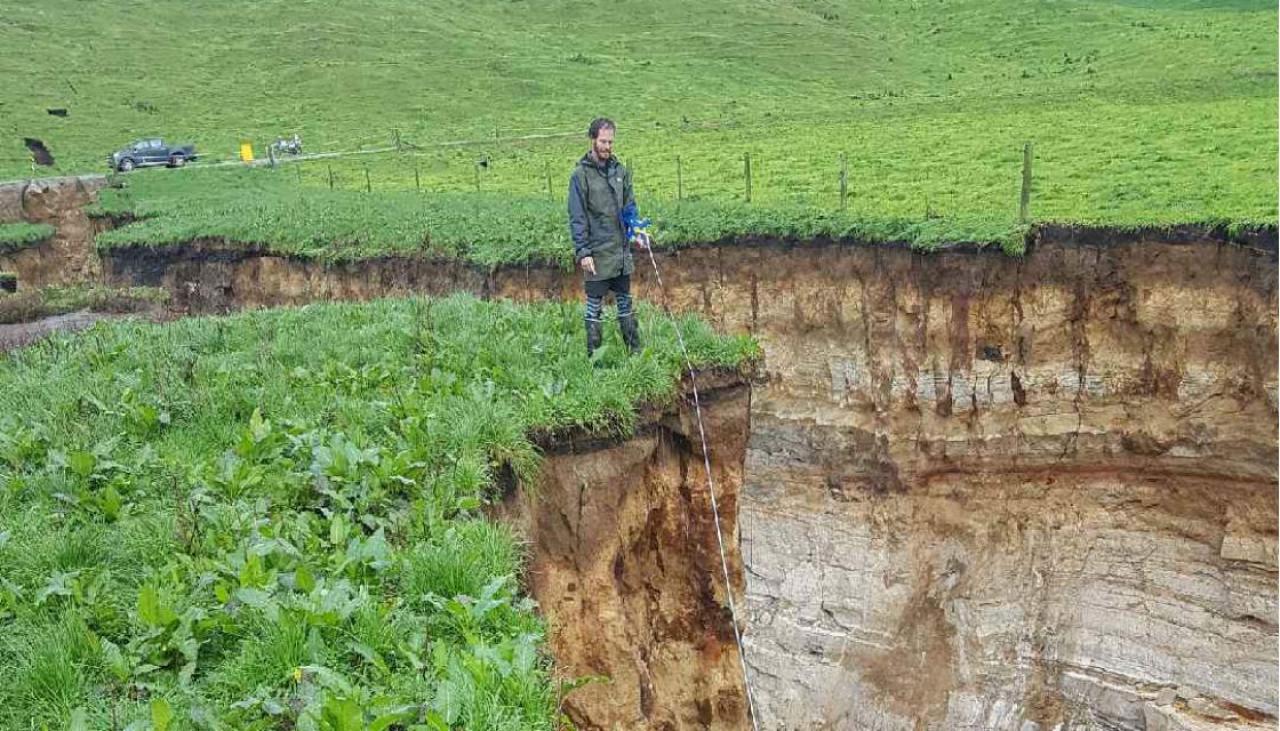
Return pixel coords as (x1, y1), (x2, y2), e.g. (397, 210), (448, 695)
(292, 140), (1036, 223)
(5, 126), (1042, 223)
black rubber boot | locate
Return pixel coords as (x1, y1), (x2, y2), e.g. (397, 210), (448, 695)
(586, 319), (603, 359)
(618, 314), (641, 354)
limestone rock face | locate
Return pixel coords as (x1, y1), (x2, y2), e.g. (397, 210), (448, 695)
(706, 236), (1277, 730)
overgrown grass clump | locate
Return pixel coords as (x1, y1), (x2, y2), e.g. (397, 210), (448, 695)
(0, 222), (56, 253)
(0, 295), (759, 729)
(96, 167), (1030, 259)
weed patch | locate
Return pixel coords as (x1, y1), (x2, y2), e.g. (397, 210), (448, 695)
(0, 295), (757, 728)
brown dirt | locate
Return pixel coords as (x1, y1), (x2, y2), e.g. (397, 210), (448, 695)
(494, 381), (754, 730)
(0, 175), (107, 288)
(858, 576), (957, 729)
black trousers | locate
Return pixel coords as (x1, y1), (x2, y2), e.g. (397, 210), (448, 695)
(584, 273), (631, 299)
(584, 274), (633, 322)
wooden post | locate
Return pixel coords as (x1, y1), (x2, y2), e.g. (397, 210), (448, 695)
(676, 156), (683, 201)
(267, 144), (276, 169)
(744, 152), (752, 203)
(394, 129), (402, 153)
(839, 153), (848, 211)
(364, 165), (372, 193)
(1019, 141), (1033, 223)
(327, 164), (334, 190)
(415, 166), (421, 192)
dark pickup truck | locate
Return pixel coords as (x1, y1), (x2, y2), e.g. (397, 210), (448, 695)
(109, 138), (198, 172)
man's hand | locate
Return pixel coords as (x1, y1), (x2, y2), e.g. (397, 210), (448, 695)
(631, 232), (652, 250)
(580, 256), (596, 275)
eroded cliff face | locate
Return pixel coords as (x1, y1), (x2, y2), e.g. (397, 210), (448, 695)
(497, 378), (754, 730)
(100, 228), (1278, 730)
(676, 236), (1276, 731)
(0, 175), (106, 286)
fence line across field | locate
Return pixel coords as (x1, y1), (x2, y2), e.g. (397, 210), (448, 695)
(8, 128), (1037, 221)
(294, 140), (1037, 220)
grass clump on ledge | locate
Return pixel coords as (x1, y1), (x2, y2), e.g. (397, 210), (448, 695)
(0, 294), (758, 729)
(0, 222), (56, 253)
(96, 167), (1031, 260)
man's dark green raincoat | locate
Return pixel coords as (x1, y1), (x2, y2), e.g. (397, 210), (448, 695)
(568, 153), (635, 282)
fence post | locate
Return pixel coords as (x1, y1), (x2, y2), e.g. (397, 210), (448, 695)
(415, 165), (421, 192)
(268, 144), (277, 169)
(394, 129), (402, 153)
(364, 165), (371, 193)
(676, 156), (683, 201)
(1020, 141), (1033, 223)
(839, 153), (848, 211)
(327, 164), (334, 190)
(744, 152), (752, 203)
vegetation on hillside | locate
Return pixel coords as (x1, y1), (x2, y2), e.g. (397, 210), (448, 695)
(94, 167), (1031, 259)
(1, 0), (1272, 230)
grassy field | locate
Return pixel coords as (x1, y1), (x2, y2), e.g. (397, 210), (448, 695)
(297, 94), (1275, 227)
(94, 166), (1032, 260)
(0, 295), (757, 729)
(2, 0), (1274, 229)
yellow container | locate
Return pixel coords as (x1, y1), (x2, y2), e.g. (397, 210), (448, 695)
(239, 142), (254, 163)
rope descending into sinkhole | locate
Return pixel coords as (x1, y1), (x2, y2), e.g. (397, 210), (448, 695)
(640, 239), (762, 731)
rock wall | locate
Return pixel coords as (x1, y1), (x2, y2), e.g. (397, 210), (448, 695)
(100, 227), (1278, 730)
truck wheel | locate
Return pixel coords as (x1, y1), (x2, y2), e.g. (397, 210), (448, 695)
(169, 154), (186, 168)
(118, 158), (136, 172)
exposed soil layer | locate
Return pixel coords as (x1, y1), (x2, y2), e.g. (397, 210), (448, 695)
(497, 374), (754, 730)
(0, 176), (107, 287)
(93, 225), (1280, 730)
